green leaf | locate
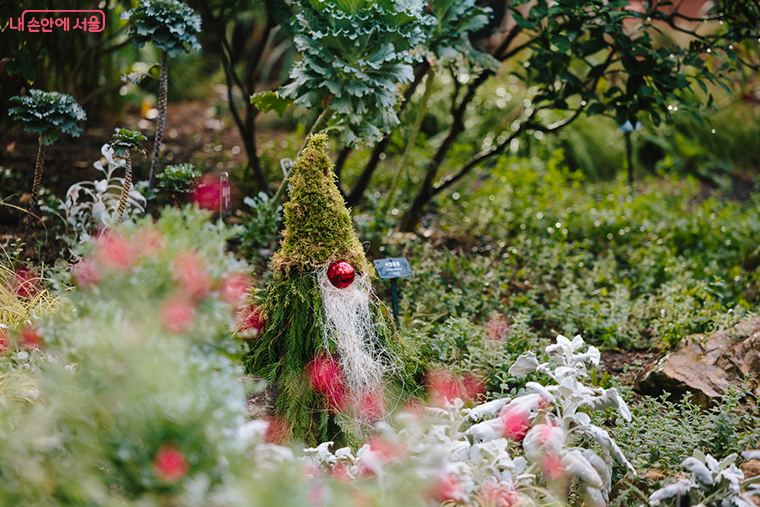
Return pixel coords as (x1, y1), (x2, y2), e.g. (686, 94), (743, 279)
(511, 11), (535, 30)
(251, 91), (294, 116)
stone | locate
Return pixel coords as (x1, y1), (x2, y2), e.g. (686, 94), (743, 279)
(636, 317), (760, 406)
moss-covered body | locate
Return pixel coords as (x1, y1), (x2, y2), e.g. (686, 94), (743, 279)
(245, 134), (414, 447)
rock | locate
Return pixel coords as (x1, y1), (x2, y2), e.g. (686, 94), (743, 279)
(636, 317), (760, 406)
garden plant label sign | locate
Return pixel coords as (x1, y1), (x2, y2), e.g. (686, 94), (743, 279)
(373, 257), (413, 279)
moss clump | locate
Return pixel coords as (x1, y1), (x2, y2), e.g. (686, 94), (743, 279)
(271, 134), (373, 276)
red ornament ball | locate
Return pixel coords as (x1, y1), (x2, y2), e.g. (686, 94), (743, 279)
(327, 261), (355, 289)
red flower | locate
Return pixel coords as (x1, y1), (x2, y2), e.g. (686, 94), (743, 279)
(160, 297), (196, 334)
(19, 324), (43, 351)
(173, 251), (211, 299)
(264, 417), (291, 445)
(219, 273), (252, 306)
(72, 258), (101, 288)
(428, 472), (465, 503)
(0, 327), (9, 354)
(192, 174), (221, 211)
(307, 356), (348, 411)
(500, 404), (531, 442)
(236, 305), (265, 339)
(154, 444), (189, 482)
(11, 267), (39, 299)
(94, 233), (135, 271)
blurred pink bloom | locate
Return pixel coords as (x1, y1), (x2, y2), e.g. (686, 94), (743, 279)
(94, 233), (135, 271)
(543, 452), (564, 480)
(429, 472), (465, 503)
(173, 251), (211, 299)
(11, 267), (39, 299)
(426, 369), (463, 407)
(0, 327), (9, 354)
(499, 394), (552, 442)
(219, 273), (252, 306)
(160, 296), (196, 334)
(19, 324), (42, 351)
(135, 227), (165, 257)
(192, 174), (221, 211)
(356, 390), (385, 422)
(331, 462), (353, 483)
(72, 258), (101, 288)
(479, 478), (521, 507)
(365, 436), (407, 462)
(154, 444), (189, 482)
(264, 417), (291, 445)
(485, 312), (510, 341)
(462, 373), (486, 402)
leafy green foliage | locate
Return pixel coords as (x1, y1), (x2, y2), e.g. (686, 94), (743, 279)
(237, 191), (283, 259)
(109, 128), (148, 159)
(423, 0), (499, 71)
(156, 163), (201, 194)
(370, 152), (760, 352)
(277, 0), (431, 145)
(8, 90), (86, 146)
(121, 0), (202, 57)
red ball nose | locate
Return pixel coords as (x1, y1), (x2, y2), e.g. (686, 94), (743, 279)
(327, 260), (355, 288)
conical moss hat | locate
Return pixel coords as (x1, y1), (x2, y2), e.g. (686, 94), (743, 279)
(271, 134), (373, 276)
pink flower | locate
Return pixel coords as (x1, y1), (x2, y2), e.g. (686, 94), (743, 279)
(11, 267), (39, 299)
(308, 356), (348, 411)
(154, 444), (189, 482)
(19, 324), (42, 351)
(485, 312), (510, 341)
(72, 258), (101, 288)
(192, 174), (221, 211)
(499, 394), (552, 442)
(331, 462), (353, 483)
(160, 297), (196, 334)
(428, 472), (465, 503)
(173, 251), (211, 299)
(264, 417), (291, 445)
(426, 369), (463, 407)
(94, 233), (135, 271)
(479, 478), (521, 507)
(461, 373), (486, 402)
(542, 452), (564, 480)
(356, 390), (385, 422)
(365, 436), (407, 463)
(0, 327), (9, 354)
(135, 227), (165, 257)
(236, 305), (265, 339)
(219, 273), (252, 306)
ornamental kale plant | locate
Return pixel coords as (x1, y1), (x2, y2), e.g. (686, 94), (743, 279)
(109, 128), (148, 221)
(7, 90), (86, 240)
(121, 0), (202, 192)
(253, 0), (431, 146)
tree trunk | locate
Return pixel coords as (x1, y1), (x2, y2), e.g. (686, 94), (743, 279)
(24, 142), (46, 241)
(148, 51), (168, 193)
(117, 152), (133, 221)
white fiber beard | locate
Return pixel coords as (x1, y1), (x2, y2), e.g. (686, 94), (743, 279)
(318, 268), (388, 399)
